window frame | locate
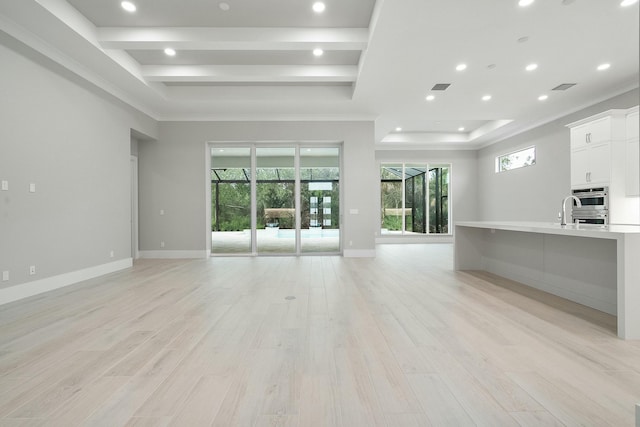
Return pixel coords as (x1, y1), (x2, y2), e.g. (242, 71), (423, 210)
(495, 146), (536, 173)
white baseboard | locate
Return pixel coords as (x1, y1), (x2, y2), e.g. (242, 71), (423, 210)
(343, 249), (376, 258)
(0, 258), (132, 306)
(376, 235), (453, 244)
(139, 250), (209, 259)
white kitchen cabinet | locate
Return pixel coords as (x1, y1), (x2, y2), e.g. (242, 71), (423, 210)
(570, 142), (611, 187)
(626, 108), (639, 197)
(568, 112), (625, 189)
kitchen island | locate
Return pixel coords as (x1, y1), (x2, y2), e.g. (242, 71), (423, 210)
(455, 221), (640, 340)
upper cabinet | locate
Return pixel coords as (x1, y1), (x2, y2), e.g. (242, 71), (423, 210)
(568, 112), (626, 189)
(625, 107), (639, 197)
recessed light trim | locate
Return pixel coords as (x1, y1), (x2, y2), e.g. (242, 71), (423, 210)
(458, 127), (465, 132)
(312, 2), (326, 13)
(121, 1), (136, 12)
(597, 63), (611, 71)
(426, 95), (435, 101)
(164, 48), (176, 56)
(525, 63), (538, 71)
(538, 94), (548, 101)
(621, 0), (638, 6)
(456, 63), (467, 71)
(313, 48), (324, 57)
(395, 127), (402, 132)
(482, 95), (492, 101)
(518, 0), (534, 6)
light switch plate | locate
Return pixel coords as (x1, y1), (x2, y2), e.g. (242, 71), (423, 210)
(29, 183), (36, 193)
(1, 180), (8, 191)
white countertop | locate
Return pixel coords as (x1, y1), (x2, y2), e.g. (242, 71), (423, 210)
(455, 221), (640, 240)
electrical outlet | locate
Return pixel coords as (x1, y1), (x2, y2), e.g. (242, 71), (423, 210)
(160, 241), (165, 248)
(2, 271), (8, 281)
(1, 180), (8, 191)
(29, 265), (36, 275)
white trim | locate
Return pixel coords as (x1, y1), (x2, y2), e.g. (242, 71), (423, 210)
(343, 249), (376, 258)
(376, 235), (453, 244)
(0, 259), (132, 306)
(139, 250), (209, 259)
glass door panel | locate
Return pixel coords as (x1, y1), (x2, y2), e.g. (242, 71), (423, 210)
(300, 147), (340, 253)
(256, 147), (296, 254)
(211, 147), (251, 254)
(380, 164), (404, 234)
(404, 164), (427, 234)
(428, 165), (450, 233)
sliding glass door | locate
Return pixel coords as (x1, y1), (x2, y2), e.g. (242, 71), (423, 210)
(256, 147), (296, 254)
(300, 147), (340, 253)
(211, 147), (252, 253)
(211, 145), (341, 255)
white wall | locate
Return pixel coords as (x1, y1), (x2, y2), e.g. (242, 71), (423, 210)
(477, 89), (639, 222)
(138, 121), (377, 256)
(375, 149), (479, 239)
(0, 35), (157, 299)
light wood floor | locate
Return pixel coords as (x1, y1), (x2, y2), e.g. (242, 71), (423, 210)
(1, 244), (639, 426)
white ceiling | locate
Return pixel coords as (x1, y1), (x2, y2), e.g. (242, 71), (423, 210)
(0, 0), (638, 148)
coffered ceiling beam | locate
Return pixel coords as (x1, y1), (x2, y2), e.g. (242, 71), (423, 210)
(141, 65), (358, 83)
(97, 27), (368, 51)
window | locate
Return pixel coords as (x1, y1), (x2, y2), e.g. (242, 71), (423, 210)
(380, 163), (450, 235)
(496, 146), (536, 173)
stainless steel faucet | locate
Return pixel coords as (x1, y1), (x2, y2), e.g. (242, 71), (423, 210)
(560, 195), (582, 226)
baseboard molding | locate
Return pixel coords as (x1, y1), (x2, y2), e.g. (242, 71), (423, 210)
(376, 235), (453, 244)
(139, 250), (209, 259)
(0, 258), (132, 306)
(343, 249), (376, 258)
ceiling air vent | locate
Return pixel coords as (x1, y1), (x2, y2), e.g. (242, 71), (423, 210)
(431, 83), (451, 91)
(552, 83), (577, 91)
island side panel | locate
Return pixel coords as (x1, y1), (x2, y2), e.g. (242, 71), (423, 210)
(618, 234), (640, 340)
(543, 234), (617, 316)
(454, 225), (486, 270)
(481, 229), (546, 286)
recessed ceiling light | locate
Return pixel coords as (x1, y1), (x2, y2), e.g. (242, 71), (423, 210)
(426, 95), (435, 101)
(482, 95), (492, 101)
(312, 2), (326, 13)
(525, 63), (538, 71)
(456, 63), (467, 71)
(395, 127), (402, 132)
(164, 48), (176, 56)
(219, 149), (224, 152)
(219, 2), (230, 11)
(538, 94), (548, 101)
(458, 127), (465, 131)
(121, 1), (136, 12)
(313, 48), (324, 56)
(597, 63), (611, 71)
(518, 0), (534, 6)
(621, 0), (638, 6)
